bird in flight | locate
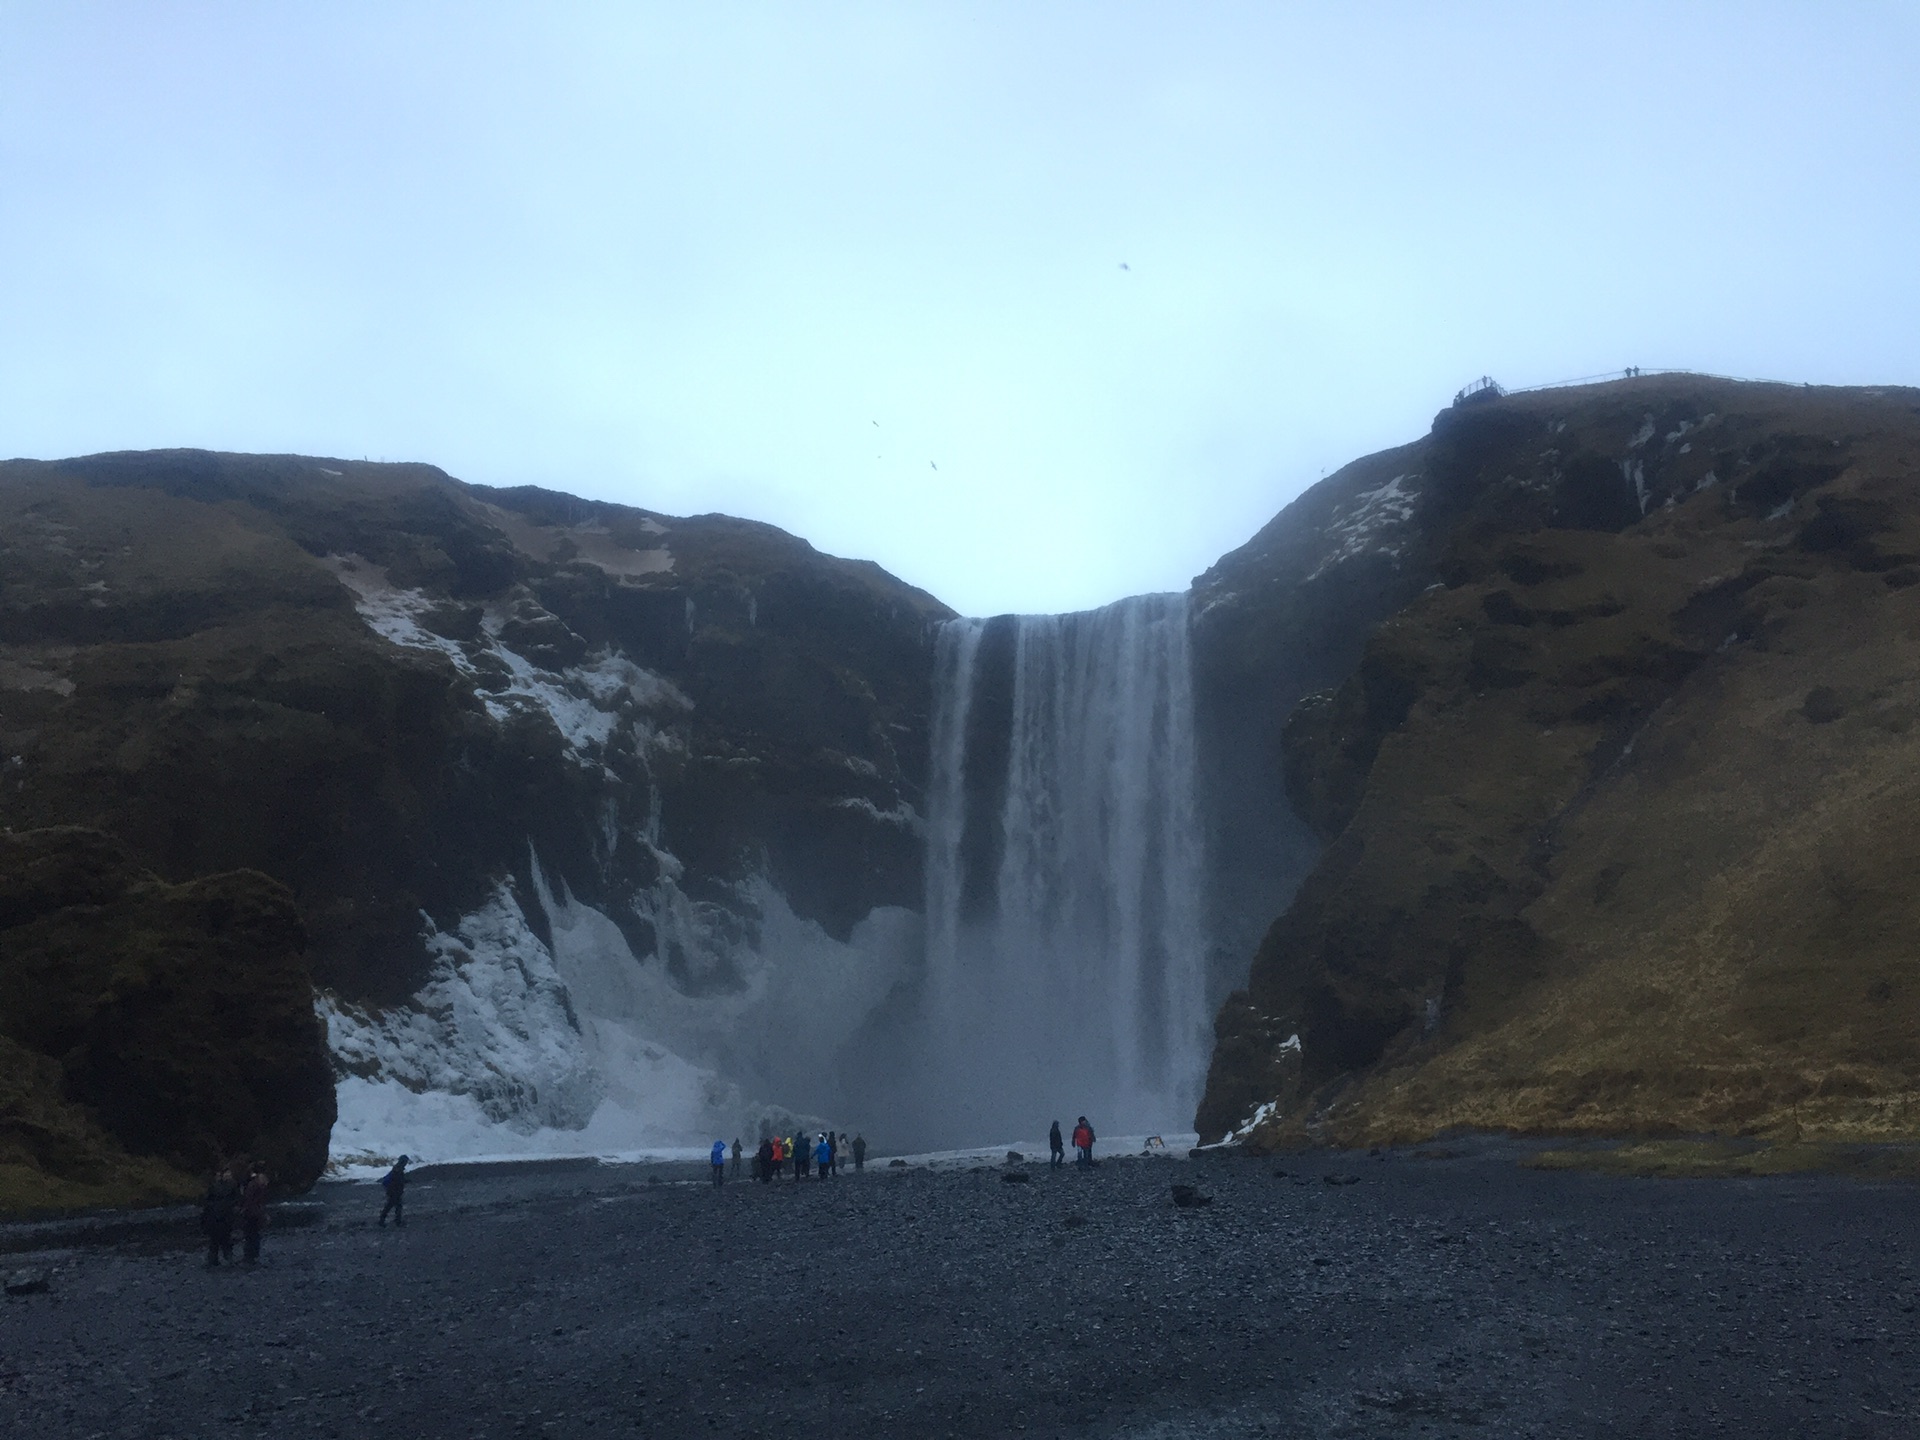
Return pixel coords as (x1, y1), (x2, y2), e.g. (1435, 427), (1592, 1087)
(1119, 262), (1130, 271)
(930, 462), (938, 471)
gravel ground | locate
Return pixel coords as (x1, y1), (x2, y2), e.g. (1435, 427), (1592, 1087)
(3, 1141), (1917, 1438)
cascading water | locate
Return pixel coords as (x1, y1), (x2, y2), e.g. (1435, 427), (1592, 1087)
(914, 592), (1210, 1145)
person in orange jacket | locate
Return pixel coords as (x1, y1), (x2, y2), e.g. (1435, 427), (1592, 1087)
(1071, 1117), (1095, 1166)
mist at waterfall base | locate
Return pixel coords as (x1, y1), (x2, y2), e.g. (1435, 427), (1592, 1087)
(874, 594), (1213, 1151)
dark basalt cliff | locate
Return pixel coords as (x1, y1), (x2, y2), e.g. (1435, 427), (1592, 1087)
(0, 450), (948, 1204)
(1189, 439), (1434, 997)
(0, 827), (333, 1211)
(1198, 377), (1920, 1147)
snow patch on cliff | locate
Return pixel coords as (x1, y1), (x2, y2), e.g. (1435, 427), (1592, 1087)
(832, 796), (925, 832)
(325, 553), (690, 765)
(1307, 473), (1421, 581)
(481, 646), (689, 756)
(324, 556), (475, 672)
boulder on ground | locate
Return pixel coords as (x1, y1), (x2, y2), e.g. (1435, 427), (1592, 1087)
(4, 1270), (51, 1296)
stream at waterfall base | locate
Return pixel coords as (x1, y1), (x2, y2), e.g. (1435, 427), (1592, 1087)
(3, 1139), (1916, 1438)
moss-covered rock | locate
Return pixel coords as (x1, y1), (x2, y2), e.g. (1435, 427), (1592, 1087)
(1200, 377), (1920, 1147)
(0, 828), (336, 1208)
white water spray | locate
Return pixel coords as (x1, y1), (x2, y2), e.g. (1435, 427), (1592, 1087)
(917, 593), (1209, 1143)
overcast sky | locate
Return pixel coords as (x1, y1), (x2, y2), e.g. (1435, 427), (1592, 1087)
(4, 4), (1917, 615)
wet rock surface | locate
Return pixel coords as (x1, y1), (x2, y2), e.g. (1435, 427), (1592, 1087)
(2, 1144), (1916, 1438)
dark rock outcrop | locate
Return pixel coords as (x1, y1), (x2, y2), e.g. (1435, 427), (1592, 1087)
(0, 827), (335, 1208)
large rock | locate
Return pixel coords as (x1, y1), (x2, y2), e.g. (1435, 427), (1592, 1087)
(0, 828), (336, 1205)
(1199, 377), (1920, 1147)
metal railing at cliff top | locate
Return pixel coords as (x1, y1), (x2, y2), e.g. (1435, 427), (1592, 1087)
(1499, 366), (1806, 395)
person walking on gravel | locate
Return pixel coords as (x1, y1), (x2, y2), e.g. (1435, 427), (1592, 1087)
(379, 1155), (410, 1227)
(1049, 1120), (1065, 1168)
(240, 1163), (269, 1263)
(711, 1139), (728, 1188)
(1072, 1117), (1095, 1166)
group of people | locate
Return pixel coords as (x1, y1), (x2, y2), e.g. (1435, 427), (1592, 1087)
(709, 1130), (869, 1185)
(1048, 1116), (1097, 1166)
(217, 1112), (1098, 1256)
(198, 1161), (271, 1267)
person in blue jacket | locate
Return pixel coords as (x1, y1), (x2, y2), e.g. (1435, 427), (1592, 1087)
(814, 1133), (832, 1178)
(710, 1139), (728, 1188)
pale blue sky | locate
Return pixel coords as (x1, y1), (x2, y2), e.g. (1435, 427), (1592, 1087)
(4, 3), (1916, 615)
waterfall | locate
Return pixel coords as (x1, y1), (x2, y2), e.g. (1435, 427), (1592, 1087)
(915, 593), (1209, 1144)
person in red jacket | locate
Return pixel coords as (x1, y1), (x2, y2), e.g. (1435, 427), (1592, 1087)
(1071, 1117), (1095, 1166)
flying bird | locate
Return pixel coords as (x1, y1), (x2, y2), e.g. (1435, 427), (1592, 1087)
(930, 462), (937, 471)
(1119, 262), (1130, 271)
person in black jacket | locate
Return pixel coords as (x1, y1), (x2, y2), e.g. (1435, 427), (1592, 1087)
(851, 1134), (866, 1171)
(379, 1155), (410, 1227)
(1048, 1120), (1064, 1168)
(240, 1163), (270, 1263)
(200, 1166), (239, 1268)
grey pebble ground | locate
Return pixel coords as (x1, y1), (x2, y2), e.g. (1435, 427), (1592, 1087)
(3, 1143), (1917, 1438)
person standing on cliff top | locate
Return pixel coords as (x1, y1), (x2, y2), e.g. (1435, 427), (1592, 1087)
(815, 1133), (832, 1178)
(731, 1138), (742, 1178)
(710, 1139), (728, 1188)
(1049, 1120), (1065, 1168)
(851, 1133), (866, 1171)
(379, 1155), (409, 1226)
(793, 1132), (808, 1180)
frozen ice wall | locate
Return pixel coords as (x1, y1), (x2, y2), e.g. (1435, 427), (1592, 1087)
(911, 594), (1210, 1146)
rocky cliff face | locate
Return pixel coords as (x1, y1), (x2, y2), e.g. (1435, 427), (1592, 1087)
(0, 450), (948, 1195)
(1188, 439), (1436, 1000)
(1198, 377), (1920, 1147)
(0, 827), (333, 1210)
